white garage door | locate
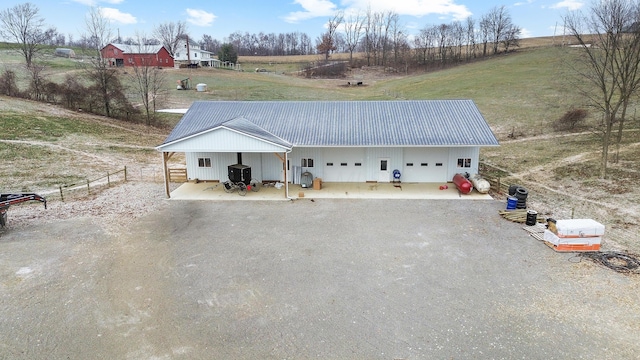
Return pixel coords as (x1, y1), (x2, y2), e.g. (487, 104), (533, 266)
(402, 148), (449, 182)
(323, 148), (366, 182)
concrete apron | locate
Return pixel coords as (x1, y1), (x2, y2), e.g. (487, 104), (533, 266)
(168, 181), (494, 201)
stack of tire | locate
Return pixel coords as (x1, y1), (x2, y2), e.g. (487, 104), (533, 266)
(508, 185), (528, 209)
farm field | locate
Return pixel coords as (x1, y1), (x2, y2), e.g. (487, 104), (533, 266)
(0, 42), (639, 252)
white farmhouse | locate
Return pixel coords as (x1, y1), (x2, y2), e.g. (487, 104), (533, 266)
(174, 39), (220, 67)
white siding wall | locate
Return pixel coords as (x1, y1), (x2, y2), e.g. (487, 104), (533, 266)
(241, 153), (263, 181)
(289, 148), (324, 180)
(401, 147), (449, 182)
(162, 128), (288, 153)
(322, 148), (367, 182)
(262, 153), (285, 182)
(186, 152), (217, 181)
(183, 146), (481, 183)
(447, 147), (480, 180)
(365, 148), (403, 182)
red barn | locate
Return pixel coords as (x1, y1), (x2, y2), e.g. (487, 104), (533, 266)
(101, 43), (174, 68)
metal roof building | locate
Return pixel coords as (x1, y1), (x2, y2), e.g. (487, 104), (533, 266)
(157, 100), (499, 197)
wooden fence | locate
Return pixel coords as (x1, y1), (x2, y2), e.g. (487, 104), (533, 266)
(58, 167), (127, 202)
(168, 168), (188, 183)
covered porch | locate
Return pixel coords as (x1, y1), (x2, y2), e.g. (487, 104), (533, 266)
(167, 181), (494, 201)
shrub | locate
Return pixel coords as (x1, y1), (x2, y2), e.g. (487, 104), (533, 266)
(553, 108), (588, 131)
(0, 69), (19, 97)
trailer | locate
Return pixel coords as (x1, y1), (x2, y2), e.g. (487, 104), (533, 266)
(0, 193), (47, 228)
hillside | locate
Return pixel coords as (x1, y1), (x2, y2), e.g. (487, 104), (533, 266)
(0, 43), (638, 252)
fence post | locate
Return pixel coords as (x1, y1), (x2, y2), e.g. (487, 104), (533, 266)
(87, 179), (91, 195)
(124, 166), (127, 182)
(59, 185), (64, 202)
(497, 178), (501, 194)
(107, 172), (111, 187)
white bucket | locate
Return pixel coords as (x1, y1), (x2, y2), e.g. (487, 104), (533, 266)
(196, 83), (207, 92)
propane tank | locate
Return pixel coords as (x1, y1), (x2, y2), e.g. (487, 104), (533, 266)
(453, 173), (473, 194)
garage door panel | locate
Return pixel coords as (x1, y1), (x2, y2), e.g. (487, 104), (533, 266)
(323, 148), (366, 182)
(403, 148), (448, 182)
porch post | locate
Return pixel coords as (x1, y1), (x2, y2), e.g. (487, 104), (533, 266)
(284, 151), (289, 199)
(162, 152), (171, 198)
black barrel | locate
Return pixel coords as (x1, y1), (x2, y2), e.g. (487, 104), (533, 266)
(525, 210), (538, 226)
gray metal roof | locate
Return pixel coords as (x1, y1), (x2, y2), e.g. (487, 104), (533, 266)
(220, 117), (293, 149)
(158, 100), (499, 148)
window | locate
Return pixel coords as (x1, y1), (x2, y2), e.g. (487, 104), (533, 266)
(326, 162), (334, 166)
(354, 162), (362, 166)
(176, 52), (180, 57)
(420, 163), (428, 167)
(341, 163), (348, 166)
(436, 163), (443, 166)
(457, 158), (472, 168)
(301, 158), (314, 167)
(406, 163), (414, 166)
(380, 160), (388, 171)
(198, 158), (211, 167)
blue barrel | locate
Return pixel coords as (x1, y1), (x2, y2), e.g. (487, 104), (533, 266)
(506, 196), (517, 210)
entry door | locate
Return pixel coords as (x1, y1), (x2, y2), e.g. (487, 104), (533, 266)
(378, 158), (390, 182)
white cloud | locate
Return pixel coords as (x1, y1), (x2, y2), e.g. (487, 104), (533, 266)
(285, 0), (472, 23)
(186, 8), (217, 27)
(550, 1), (584, 11)
(344, 0), (472, 20)
(71, 0), (124, 5)
(519, 28), (533, 38)
(99, 7), (137, 24)
(71, 0), (96, 5)
(284, 0), (338, 23)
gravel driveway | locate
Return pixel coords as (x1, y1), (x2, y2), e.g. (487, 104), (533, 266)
(1, 186), (638, 359)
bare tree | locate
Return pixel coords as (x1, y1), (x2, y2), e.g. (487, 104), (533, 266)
(479, 15), (491, 56)
(129, 32), (167, 126)
(200, 34), (221, 53)
(564, 0), (640, 177)
(82, 7), (125, 118)
(153, 21), (187, 56)
(0, 2), (55, 68)
(343, 10), (364, 64)
(388, 12), (407, 66)
(317, 11), (344, 60)
(465, 17), (477, 60)
(484, 6), (515, 54)
(26, 63), (46, 100)
(415, 24), (437, 65)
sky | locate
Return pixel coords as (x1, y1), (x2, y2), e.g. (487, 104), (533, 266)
(1, 0), (586, 44)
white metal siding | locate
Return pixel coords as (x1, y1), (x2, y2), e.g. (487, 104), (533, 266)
(289, 148), (324, 180)
(322, 148), (366, 182)
(241, 153), (263, 181)
(447, 147), (480, 180)
(214, 153), (236, 181)
(186, 152), (217, 181)
(402, 148), (449, 182)
(162, 128), (288, 153)
(365, 148), (403, 182)
(262, 153), (285, 182)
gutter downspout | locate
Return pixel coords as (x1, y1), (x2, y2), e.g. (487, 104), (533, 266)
(284, 149), (294, 200)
